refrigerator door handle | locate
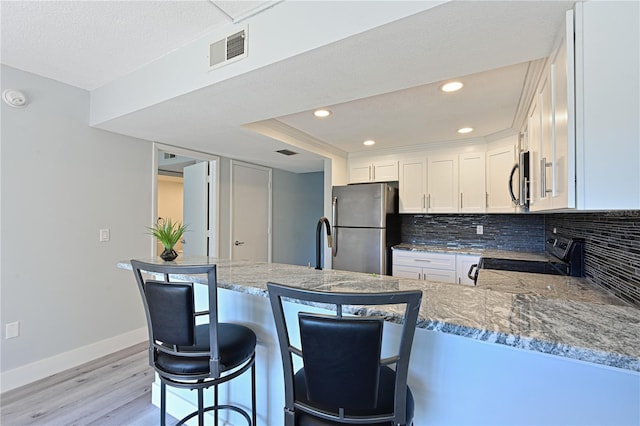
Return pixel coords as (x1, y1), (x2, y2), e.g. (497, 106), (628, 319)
(332, 196), (338, 257)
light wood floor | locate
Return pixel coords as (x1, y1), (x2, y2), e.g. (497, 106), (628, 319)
(1, 342), (179, 425)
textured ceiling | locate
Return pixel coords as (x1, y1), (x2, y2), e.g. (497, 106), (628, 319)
(1, 1), (576, 172)
(0, 1), (274, 90)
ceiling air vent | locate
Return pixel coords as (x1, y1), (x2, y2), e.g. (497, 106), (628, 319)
(276, 149), (298, 156)
(209, 27), (247, 70)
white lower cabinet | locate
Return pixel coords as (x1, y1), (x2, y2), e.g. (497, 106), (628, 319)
(456, 254), (481, 286)
(393, 250), (478, 285)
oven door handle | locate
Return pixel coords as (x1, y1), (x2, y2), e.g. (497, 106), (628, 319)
(468, 263), (479, 285)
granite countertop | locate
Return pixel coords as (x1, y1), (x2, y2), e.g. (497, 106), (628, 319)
(119, 257), (639, 372)
(475, 270), (625, 304)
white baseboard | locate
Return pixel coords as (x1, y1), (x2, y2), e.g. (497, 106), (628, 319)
(0, 327), (147, 393)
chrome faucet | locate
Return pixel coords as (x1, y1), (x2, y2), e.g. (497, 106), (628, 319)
(315, 217), (332, 270)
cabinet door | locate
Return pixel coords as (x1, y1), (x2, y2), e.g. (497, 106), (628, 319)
(427, 155), (459, 212)
(459, 153), (486, 213)
(399, 159), (427, 213)
(486, 144), (517, 212)
(456, 254), (480, 286)
(538, 71), (554, 210)
(423, 268), (456, 283)
(393, 265), (423, 280)
(551, 13), (576, 209)
(372, 161), (398, 182)
(528, 96), (542, 210)
(349, 164), (371, 183)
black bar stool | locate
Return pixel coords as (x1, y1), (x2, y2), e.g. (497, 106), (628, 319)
(267, 282), (421, 426)
(131, 260), (257, 426)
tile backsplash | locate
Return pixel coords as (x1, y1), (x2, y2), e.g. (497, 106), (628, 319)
(400, 211), (640, 306)
(400, 214), (545, 252)
(546, 211), (640, 307)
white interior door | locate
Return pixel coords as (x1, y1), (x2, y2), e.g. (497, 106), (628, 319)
(231, 161), (271, 262)
(183, 161), (208, 256)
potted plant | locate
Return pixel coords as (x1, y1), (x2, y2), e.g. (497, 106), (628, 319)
(148, 218), (188, 261)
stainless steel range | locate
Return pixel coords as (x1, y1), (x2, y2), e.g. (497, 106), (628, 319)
(470, 234), (585, 284)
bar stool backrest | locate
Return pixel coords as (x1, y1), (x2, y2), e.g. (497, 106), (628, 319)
(267, 282), (422, 426)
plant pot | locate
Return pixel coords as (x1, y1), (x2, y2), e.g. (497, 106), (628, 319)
(160, 248), (178, 261)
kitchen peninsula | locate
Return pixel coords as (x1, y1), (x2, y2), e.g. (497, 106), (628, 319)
(119, 258), (639, 425)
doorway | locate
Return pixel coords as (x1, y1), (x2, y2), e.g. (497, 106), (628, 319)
(230, 160), (272, 262)
(153, 144), (219, 258)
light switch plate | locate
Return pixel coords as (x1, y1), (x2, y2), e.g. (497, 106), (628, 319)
(99, 228), (110, 242)
(6, 321), (19, 339)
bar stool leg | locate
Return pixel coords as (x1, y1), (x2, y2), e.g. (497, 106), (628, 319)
(251, 363), (257, 426)
(160, 381), (167, 426)
(198, 388), (204, 426)
(214, 384), (219, 426)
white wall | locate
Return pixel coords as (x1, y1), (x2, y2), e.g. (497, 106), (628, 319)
(1, 65), (153, 391)
(272, 170), (324, 267)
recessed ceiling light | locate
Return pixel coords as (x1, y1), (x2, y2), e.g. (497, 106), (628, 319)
(363, 140), (376, 146)
(313, 109), (331, 118)
(441, 81), (464, 92)
(457, 127), (473, 134)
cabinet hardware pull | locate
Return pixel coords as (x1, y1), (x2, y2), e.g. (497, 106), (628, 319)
(460, 193), (463, 209)
(414, 259), (431, 262)
(427, 194), (431, 209)
(541, 157), (552, 198)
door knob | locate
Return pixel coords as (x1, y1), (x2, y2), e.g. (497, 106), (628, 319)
(234, 240), (245, 246)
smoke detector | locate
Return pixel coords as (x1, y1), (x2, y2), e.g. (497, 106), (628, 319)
(3, 89), (28, 108)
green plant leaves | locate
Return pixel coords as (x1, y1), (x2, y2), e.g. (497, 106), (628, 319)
(147, 218), (187, 250)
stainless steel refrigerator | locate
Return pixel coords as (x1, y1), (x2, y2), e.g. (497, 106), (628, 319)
(331, 183), (399, 275)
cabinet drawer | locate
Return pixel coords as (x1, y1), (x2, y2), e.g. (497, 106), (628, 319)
(393, 265), (423, 280)
(393, 251), (456, 270)
(423, 268), (457, 283)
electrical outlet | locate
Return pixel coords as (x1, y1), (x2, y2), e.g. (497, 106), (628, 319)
(553, 227), (557, 234)
(99, 228), (110, 242)
(6, 321), (19, 339)
(476, 225), (484, 235)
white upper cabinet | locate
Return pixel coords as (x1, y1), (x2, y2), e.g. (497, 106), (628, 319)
(427, 155), (459, 213)
(529, 2), (639, 210)
(574, 2), (639, 209)
(399, 159), (427, 213)
(486, 143), (517, 212)
(530, 11), (575, 212)
(459, 152), (486, 213)
(349, 160), (398, 184)
(398, 151), (486, 214)
(530, 69), (554, 211)
(349, 163), (372, 184)
(551, 18), (575, 210)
